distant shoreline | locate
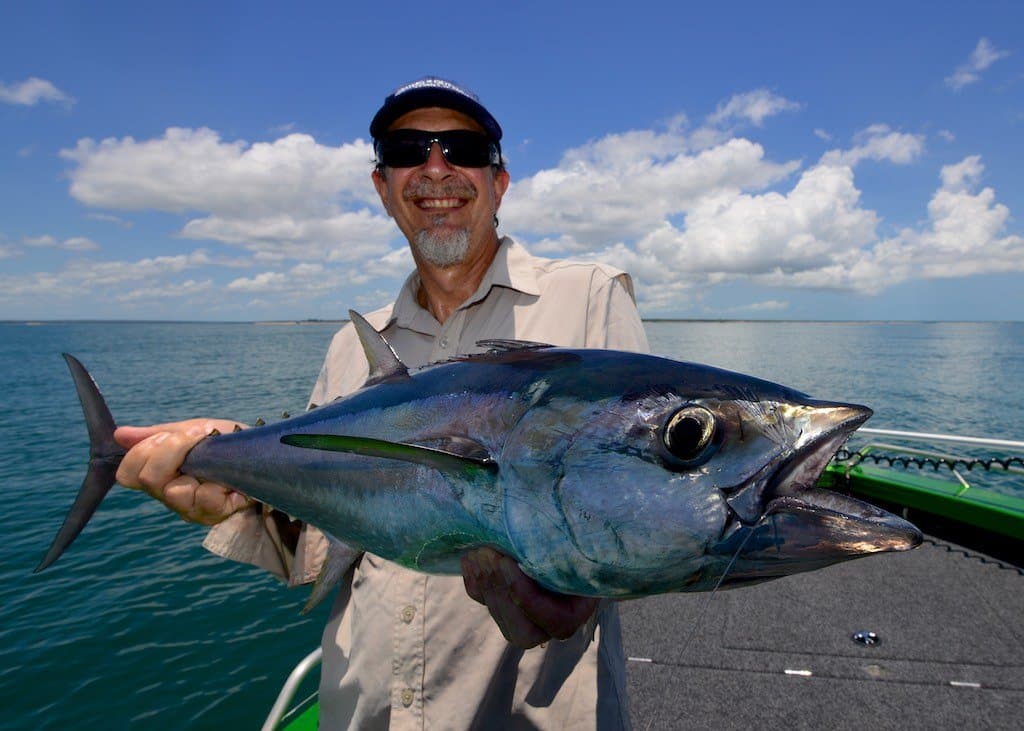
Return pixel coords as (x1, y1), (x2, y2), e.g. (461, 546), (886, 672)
(253, 320), (348, 326)
(5, 318), (1022, 326)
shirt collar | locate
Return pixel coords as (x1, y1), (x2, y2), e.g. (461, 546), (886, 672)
(389, 236), (540, 334)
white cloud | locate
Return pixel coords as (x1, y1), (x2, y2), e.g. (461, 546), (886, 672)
(579, 164), (878, 294)
(0, 77), (74, 106)
(44, 109), (1023, 318)
(61, 127), (399, 265)
(707, 90), (800, 127)
(939, 154), (983, 191)
(62, 128), (379, 215)
(754, 156), (1024, 293)
(727, 299), (789, 314)
(180, 208), (395, 262)
(500, 118), (1020, 312)
(22, 235), (57, 248)
(504, 134), (800, 245)
(22, 234), (99, 251)
(117, 279), (214, 303)
(820, 125), (924, 168)
(88, 213), (134, 228)
(945, 38), (1010, 90)
(63, 250), (213, 287)
(0, 250), (214, 302)
(226, 262), (346, 296)
(63, 236), (100, 251)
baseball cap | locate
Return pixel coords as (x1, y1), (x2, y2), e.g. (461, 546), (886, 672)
(369, 76), (503, 143)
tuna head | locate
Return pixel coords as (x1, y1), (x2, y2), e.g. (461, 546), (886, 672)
(505, 355), (922, 598)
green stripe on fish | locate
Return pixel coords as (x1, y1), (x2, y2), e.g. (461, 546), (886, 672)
(280, 433), (498, 476)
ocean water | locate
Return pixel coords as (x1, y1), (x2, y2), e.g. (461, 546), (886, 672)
(2, 320), (1022, 730)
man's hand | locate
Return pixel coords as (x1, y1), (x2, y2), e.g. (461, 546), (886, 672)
(114, 418), (253, 525)
(461, 547), (598, 649)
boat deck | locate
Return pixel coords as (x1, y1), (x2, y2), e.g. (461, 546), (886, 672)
(620, 536), (1023, 730)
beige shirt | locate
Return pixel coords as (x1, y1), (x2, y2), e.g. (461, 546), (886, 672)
(205, 238), (649, 729)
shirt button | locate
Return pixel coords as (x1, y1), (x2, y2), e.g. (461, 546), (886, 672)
(401, 605), (416, 623)
(401, 688), (414, 707)
(438, 336), (449, 349)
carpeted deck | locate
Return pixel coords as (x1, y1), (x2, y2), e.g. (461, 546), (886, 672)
(619, 537), (1024, 730)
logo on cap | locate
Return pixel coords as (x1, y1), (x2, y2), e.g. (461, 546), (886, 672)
(392, 77), (479, 102)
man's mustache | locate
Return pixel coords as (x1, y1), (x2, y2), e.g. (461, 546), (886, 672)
(403, 181), (478, 201)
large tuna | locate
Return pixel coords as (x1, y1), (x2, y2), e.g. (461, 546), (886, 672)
(37, 311), (921, 601)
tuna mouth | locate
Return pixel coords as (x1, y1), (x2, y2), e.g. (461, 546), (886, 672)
(762, 428), (923, 555)
(768, 419), (863, 501)
(724, 403), (871, 526)
(721, 402), (922, 561)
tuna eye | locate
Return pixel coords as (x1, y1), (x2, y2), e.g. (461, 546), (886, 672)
(662, 406), (717, 465)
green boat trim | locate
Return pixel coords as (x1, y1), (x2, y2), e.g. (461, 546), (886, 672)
(279, 702), (318, 731)
(266, 427), (1024, 731)
(823, 426), (1024, 568)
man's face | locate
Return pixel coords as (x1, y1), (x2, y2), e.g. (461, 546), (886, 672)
(372, 107), (510, 268)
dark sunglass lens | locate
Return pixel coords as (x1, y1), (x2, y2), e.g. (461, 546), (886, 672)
(378, 135), (428, 167)
(377, 130), (497, 168)
(439, 131), (496, 167)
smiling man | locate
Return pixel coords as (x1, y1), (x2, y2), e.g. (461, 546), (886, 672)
(114, 77), (649, 729)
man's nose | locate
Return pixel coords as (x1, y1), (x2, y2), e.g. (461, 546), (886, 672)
(422, 142), (454, 177)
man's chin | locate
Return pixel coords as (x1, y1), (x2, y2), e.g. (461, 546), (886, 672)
(414, 228), (471, 268)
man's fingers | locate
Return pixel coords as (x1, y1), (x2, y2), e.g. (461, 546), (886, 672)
(163, 477), (252, 525)
(114, 419), (244, 450)
(117, 430), (197, 494)
(483, 584), (550, 648)
(116, 419), (243, 491)
(461, 553), (486, 604)
(469, 549), (548, 648)
(114, 418), (252, 526)
(500, 566), (598, 640)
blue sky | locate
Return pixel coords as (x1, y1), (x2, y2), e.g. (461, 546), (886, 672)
(2, 1), (1022, 321)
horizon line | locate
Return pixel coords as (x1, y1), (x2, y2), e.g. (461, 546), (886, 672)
(4, 318), (1023, 326)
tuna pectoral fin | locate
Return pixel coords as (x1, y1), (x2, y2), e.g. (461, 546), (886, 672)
(280, 434), (498, 476)
(302, 536), (362, 614)
(36, 354), (127, 572)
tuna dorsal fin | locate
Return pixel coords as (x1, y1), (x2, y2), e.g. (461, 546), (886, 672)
(476, 339), (553, 353)
(280, 433), (498, 475)
(348, 309), (409, 386)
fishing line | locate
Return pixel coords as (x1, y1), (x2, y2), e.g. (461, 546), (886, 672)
(679, 526), (754, 657)
(642, 527), (756, 731)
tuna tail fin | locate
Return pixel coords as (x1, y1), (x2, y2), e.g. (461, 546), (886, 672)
(35, 354), (127, 573)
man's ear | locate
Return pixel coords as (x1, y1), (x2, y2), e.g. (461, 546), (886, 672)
(492, 168), (510, 211)
(372, 168), (392, 216)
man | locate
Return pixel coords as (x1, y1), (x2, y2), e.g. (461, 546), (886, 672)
(115, 77), (649, 729)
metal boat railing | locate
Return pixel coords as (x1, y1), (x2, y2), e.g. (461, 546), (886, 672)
(261, 647), (322, 731)
(847, 428), (1024, 490)
(858, 427), (1024, 452)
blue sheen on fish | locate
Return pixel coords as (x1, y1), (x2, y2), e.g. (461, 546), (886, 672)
(37, 311), (921, 604)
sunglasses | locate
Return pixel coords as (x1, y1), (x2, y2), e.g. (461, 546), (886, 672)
(374, 129), (501, 168)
